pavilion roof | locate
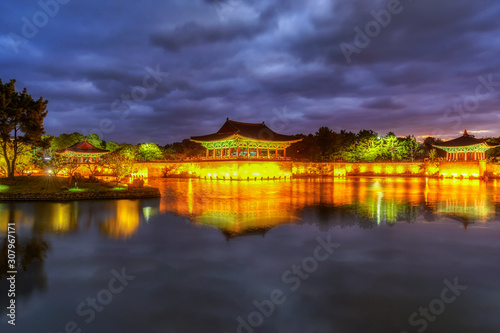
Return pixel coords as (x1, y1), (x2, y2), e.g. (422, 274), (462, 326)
(433, 130), (497, 148)
(190, 118), (301, 143)
(60, 140), (109, 154)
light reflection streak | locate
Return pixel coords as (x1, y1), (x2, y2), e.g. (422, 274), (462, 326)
(1, 178), (499, 239)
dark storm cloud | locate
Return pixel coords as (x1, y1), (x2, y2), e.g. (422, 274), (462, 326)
(1, 0), (499, 143)
(150, 20), (270, 52)
(361, 97), (404, 110)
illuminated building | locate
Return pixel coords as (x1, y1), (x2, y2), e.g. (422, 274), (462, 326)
(58, 140), (109, 163)
(433, 130), (498, 161)
(190, 118), (302, 160)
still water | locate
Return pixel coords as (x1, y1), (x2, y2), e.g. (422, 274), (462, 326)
(1, 177), (500, 333)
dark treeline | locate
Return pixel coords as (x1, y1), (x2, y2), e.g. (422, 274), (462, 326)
(45, 127), (500, 163)
(289, 128), (500, 162)
(4, 128), (500, 178)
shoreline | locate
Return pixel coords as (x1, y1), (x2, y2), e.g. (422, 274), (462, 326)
(0, 187), (161, 201)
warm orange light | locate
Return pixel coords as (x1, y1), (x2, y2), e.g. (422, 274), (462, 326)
(101, 200), (140, 238)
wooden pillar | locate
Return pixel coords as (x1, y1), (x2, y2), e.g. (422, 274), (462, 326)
(474, 151), (477, 160)
(237, 146), (240, 158)
(465, 151), (467, 161)
(267, 148), (270, 158)
(229, 147), (232, 158)
(284, 148), (287, 158)
(446, 152), (448, 161)
(213, 148), (216, 159)
(257, 148), (259, 158)
(206, 148), (209, 158)
(247, 146), (249, 158)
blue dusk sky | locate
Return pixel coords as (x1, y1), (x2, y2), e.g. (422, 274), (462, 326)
(1, 0), (500, 144)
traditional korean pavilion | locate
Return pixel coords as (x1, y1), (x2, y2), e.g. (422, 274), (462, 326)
(58, 140), (109, 163)
(433, 130), (498, 161)
(190, 118), (302, 159)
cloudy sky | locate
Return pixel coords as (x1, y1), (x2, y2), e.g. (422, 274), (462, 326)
(1, 0), (500, 144)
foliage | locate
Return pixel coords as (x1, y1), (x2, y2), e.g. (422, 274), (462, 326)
(163, 139), (205, 160)
(0, 79), (48, 177)
(419, 160), (440, 176)
(14, 151), (34, 175)
(383, 133), (400, 161)
(181, 139), (205, 158)
(316, 127), (335, 159)
(85, 133), (106, 149)
(429, 148), (437, 161)
(102, 150), (134, 181)
(118, 144), (138, 160)
(105, 141), (119, 152)
(398, 135), (423, 161)
(45, 154), (79, 176)
(137, 142), (163, 161)
(284, 134), (319, 160)
(49, 132), (84, 151)
(342, 130), (379, 162)
(0, 138), (36, 176)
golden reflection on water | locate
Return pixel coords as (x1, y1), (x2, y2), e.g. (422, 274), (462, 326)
(0, 202), (79, 233)
(1, 178), (499, 239)
(156, 177), (500, 237)
(100, 200), (141, 239)
(425, 178), (494, 222)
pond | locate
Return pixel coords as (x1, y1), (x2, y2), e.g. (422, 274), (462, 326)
(1, 177), (499, 333)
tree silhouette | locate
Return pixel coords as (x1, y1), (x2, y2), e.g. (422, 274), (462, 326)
(0, 79), (48, 178)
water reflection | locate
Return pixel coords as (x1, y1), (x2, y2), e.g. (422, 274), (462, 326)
(100, 200), (141, 238)
(156, 177), (500, 235)
(0, 203), (49, 312)
(1, 178), (499, 333)
(1, 178), (498, 243)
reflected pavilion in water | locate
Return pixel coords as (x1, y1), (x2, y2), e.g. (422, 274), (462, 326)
(1, 177), (499, 243)
(1, 176), (499, 296)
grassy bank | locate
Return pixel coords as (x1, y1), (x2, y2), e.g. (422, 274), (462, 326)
(0, 176), (160, 201)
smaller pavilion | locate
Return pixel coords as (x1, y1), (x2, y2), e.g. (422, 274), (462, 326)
(190, 118), (302, 159)
(58, 140), (109, 163)
(433, 130), (498, 161)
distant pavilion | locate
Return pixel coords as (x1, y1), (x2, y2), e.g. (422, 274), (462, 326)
(58, 140), (109, 163)
(433, 130), (498, 161)
(190, 118), (302, 159)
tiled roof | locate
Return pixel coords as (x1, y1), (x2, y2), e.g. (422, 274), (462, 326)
(191, 119), (301, 142)
(433, 130), (497, 148)
(61, 140), (109, 154)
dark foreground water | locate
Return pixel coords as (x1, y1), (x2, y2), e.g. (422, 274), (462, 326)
(1, 177), (500, 333)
